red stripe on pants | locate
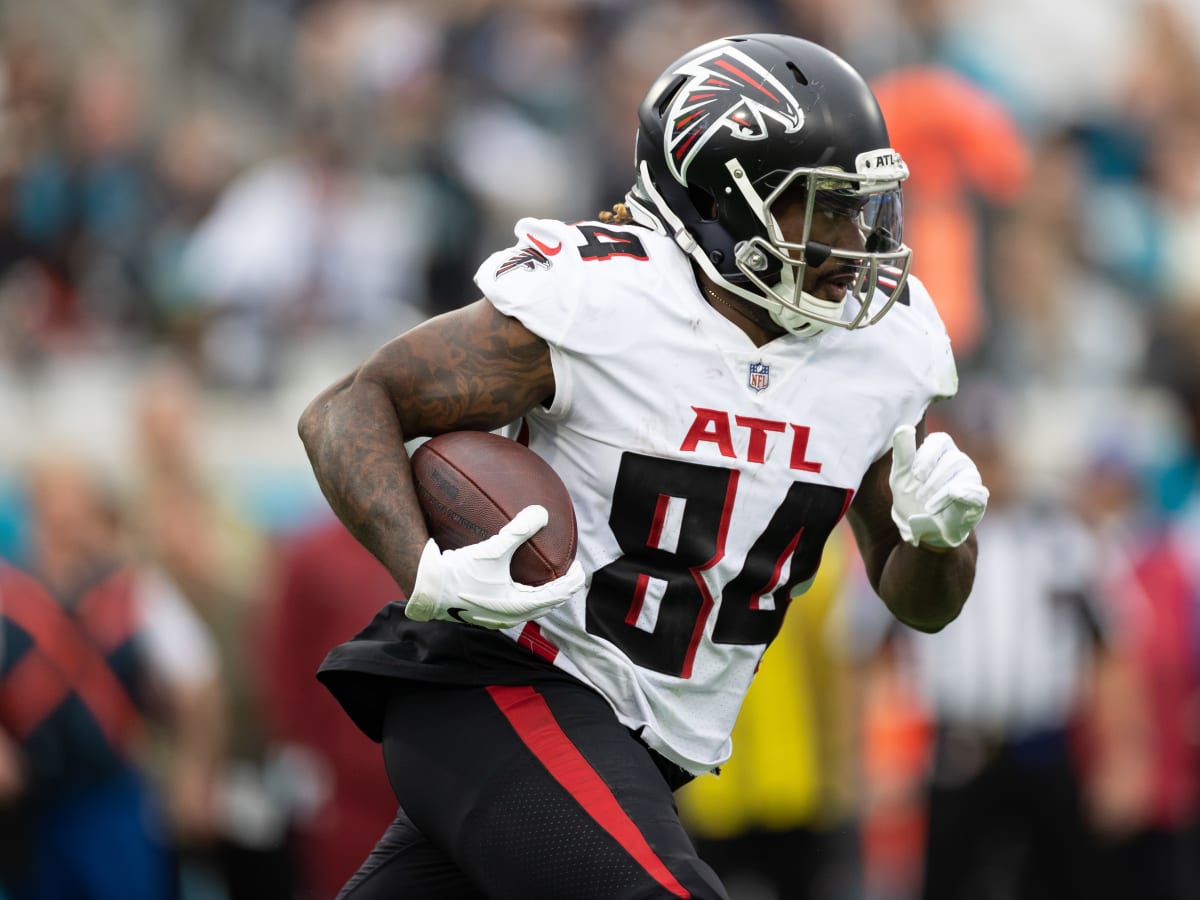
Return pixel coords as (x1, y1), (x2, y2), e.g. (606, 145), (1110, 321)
(485, 684), (691, 899)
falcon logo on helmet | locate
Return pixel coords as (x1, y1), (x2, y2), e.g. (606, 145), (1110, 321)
(664, 47), (804, 184)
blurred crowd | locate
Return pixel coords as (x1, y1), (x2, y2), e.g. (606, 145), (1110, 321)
(2, 0), (1200, 898)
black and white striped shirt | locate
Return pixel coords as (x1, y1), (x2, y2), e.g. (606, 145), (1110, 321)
(852, 503), (1109, 737)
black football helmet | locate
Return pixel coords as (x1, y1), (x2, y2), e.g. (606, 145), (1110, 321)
(626, 34), (912, 336)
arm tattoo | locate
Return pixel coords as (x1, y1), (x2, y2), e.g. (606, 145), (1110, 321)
(386, 300), (554, 436)
(299, 301), (554, 593)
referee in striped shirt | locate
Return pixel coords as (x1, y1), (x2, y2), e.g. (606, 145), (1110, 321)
(851, 381), (1122, 900)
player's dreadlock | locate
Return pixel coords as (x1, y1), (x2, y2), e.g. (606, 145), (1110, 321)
(597, 203), (634, 225)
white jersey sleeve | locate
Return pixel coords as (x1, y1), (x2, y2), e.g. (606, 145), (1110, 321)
(475, 218), (590, 348)
(475, 217), (673, 420)
(903, 273), (958, 402)
(863, 272), (959, 461)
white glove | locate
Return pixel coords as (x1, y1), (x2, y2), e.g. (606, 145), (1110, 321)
(889, 425), (989, 549)
(404, 504), (586, 629)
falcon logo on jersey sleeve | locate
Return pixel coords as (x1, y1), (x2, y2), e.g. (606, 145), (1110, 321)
(664, 47), (805, 183)
(496, 246), (553, 277)
(495, 232), (563, 278)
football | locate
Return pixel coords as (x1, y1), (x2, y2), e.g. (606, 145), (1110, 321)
(410, 431), (578, 586)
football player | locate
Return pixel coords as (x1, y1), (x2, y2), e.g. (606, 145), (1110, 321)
(300, 33), (988, 900)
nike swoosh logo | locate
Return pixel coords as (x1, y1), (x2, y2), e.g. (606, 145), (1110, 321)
(526, 233), (562, 256)
(447, 607), (471, 624)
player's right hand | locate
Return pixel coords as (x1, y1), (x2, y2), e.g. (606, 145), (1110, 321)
(403, 505), (586, 629)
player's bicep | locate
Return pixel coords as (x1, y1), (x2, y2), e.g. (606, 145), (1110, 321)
(358, 298), (555, 437)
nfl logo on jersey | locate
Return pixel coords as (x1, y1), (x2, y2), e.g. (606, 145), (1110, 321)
(748, 361), (770, 392)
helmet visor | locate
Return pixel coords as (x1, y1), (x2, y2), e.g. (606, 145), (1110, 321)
(763, 169), (906, 261)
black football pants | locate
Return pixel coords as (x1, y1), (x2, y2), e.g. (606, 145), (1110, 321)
(336, 678), (728, 900)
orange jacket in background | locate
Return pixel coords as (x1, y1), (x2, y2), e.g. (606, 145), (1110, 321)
(872, 67), (1031, 360)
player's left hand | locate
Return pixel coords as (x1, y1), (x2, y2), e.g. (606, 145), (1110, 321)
(889, 425), (989, 549)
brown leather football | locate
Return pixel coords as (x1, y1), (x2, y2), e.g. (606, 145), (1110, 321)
(410, 431), (578, 586)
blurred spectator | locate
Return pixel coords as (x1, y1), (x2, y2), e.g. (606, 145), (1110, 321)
(677, 530), (860, 900)
(1085, 502), (1200, 900)
(126, 359), (294, 900)
(851, 381), (1140, 900)
(942, 0), (1146, 127)
(444, 0), (606, 246)
(986, 129), (1149, 394)
(856, 630), (933, 900)
(140, 111), (240, 354)
(289, 0), (485, 312)
(1099, 328), (1200, 900)
(259, 514), (402, 900)
(12, 53), (155, 347)
(0, 30), (72, 366)
(0, 559), (178, 900)
(1, 452), (222, 900)
(870, 66), (1030, 364)
(177, 1), (493, 388)
(178, 105), (428, 389)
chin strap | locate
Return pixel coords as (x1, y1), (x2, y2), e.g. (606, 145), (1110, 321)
(769, 304), (827, 337)
(766, 267), (840, 338)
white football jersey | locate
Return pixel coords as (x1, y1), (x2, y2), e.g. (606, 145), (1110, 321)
(476, 216), (957, 774)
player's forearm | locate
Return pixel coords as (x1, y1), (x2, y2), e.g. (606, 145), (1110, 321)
(298, 374), (428, 594)
(877, 533), (977, 632)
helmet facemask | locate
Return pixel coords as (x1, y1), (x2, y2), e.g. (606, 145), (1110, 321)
(629, 152), (913, 338)
(726, 155), (913, 336)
